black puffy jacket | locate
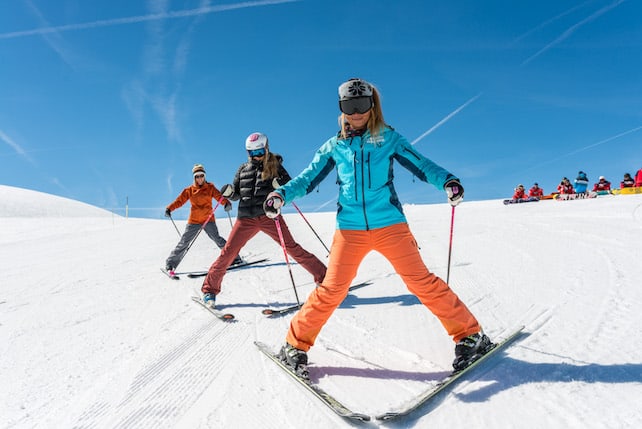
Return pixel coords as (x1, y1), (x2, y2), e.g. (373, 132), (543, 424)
(230, 153), (291, 218)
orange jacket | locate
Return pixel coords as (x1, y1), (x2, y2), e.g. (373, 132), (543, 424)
(167, 182), (228, 224)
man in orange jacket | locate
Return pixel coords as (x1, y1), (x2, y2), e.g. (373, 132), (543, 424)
(164, 164), (242, 272)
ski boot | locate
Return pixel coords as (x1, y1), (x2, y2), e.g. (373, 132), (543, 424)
(279, 343), (309, 379)
(452, 332), (494, 372)
(203, 293), (216, 309)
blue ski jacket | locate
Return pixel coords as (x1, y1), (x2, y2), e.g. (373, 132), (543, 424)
(274, 126), (458, 230)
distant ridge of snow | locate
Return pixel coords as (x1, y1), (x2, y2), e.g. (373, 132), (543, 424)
(0, 185), (115, 218)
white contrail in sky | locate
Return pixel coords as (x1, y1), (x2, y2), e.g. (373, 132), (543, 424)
(0, 129), (36, 164)
(521, 0), (627, 66)
(24, 0), (76, 68)
(0, 0), (298, 39)
(565, 125), (642, 156)
(0, 129), (27, 156)
(524, 124), (642, 172)
(410, 93), (482, 146)
(511, 0), (592, 46)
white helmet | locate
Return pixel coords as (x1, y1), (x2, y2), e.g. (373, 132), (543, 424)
(245, 132), (268, 150)
(338, 78), (373, 101)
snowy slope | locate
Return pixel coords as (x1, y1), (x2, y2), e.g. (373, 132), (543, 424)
(1, 186), (642, 428)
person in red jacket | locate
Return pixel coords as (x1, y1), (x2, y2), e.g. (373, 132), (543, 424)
(592, 176), (611, 192)
(164, 164), (242, 273)
(512, 184), (528, 201)
(557, 177), (574, 194)
(635, 169), (642, 187)
(620, 173), (635, 188)
(528, 183), (544, 198)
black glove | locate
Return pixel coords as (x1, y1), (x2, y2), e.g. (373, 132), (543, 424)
(165, 208), (172, 218)
(224, 201), (232, 212)
(444, 179), (464, 206)
(263, 192), (283, 219)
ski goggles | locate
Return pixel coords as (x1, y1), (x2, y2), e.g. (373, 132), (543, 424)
(194, 174), (205, 179)
(247, 147), (266, 157)
(339, 96), (373, 115)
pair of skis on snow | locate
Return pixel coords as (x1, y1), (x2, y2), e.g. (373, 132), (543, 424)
(160, 258), (269, 280)
(186, 264), (524, 421)
(256, 326), (525, 422)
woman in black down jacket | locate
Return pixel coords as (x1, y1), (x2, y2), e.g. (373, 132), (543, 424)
(200, 132), (327, 308)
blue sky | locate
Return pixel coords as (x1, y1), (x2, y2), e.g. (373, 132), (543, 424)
(1, 0), (641, 219)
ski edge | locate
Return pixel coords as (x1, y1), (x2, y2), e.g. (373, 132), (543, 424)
(261, 281), (372, 317)
(190, 296), (235, 321)
(254, 341), (371, 422)
(375, 325), (526, 421)
(184, 258), (269, 278)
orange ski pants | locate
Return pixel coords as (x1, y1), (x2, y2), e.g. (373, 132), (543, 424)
(286, 222), (481, 351)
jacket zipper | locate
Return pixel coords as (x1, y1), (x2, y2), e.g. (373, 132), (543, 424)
(353, 156), (358, 202)
(359, 141), (369, 230)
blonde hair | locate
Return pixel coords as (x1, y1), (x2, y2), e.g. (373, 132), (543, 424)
(247, 144), (280, 181)
(339, 84), (386, 139)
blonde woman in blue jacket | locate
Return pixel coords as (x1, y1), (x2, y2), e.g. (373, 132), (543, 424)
(263, 78), (493, 377)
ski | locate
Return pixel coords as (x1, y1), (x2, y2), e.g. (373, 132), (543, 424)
(183, 258), (269, 278)
(375, 325), (525, 421)
(190, 296), (235, 321)
(502, 197), (539, 205)
(255, 341), (370, 422)
(261, 281), (372, 317)
(160, 267), (180, 280)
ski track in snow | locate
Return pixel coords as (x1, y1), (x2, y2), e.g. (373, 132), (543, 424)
(69, 319), (249, 428)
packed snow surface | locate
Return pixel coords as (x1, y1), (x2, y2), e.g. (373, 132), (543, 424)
(2, 184), (642, 428)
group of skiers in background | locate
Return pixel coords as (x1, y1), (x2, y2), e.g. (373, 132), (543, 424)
(160, 77), (494, 375)
(511, 168), (642, 201)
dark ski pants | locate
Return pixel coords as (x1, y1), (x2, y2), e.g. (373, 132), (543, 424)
(202, 215), (326, 295)
(166, 222), (227, 269)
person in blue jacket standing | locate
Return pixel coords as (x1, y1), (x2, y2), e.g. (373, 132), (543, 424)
(263, 78), (493, 376)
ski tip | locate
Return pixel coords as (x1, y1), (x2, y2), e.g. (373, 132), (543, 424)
(376, 412), (398, 421)
(160, 267), (180, 279)
(220, 313), (235, 320)
(353, 414), (372, 422)
(261, 309), (274, 315)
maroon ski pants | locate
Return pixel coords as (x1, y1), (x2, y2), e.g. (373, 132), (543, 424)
(202, 215), (326, 295)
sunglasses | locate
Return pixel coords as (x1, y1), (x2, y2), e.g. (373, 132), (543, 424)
(247, 148), (266, 157)
(194, 174), (205, 179)
(339, 96), (373, 115)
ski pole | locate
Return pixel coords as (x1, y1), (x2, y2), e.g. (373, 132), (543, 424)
(273, 216), (302, 308)
(446, 205), (455, 284)
(168, 213), (182, 237)
(291, 202), (330, 255)
(226, 210), (234, 229)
